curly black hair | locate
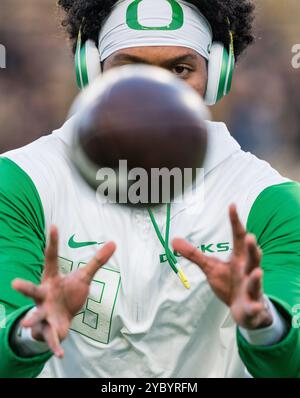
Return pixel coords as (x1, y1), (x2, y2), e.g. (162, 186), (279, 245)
(57, 0), (255, 61)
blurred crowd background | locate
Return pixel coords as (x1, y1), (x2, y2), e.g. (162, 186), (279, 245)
(0, 0), (300, 179)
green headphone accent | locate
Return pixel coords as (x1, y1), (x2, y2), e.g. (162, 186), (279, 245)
(205, 27), (235, 105)
(75, 31), (87, 89)
(75, 23), (235, 106)
(75, 29), (102, 91)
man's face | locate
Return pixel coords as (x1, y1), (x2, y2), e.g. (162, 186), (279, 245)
(103, 46), (208, 97)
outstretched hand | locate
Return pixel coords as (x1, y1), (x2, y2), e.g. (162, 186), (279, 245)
(173, 205), (273, 330)
(13, 226), (116, 358)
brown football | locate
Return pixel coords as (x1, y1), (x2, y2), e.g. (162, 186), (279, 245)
(71, 65), (208, 207)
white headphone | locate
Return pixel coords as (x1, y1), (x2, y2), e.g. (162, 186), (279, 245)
(75, 28), (235, 106)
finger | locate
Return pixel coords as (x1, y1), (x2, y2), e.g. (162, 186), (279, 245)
(246, 268), (263, 301)
(243, 301), (264, 318)
(12, 279), (45, 302)
(44, 226), (59, 279)
(21, 308), (47, 328)
(83, 242), (116, 283)
(245, 234), (262, 275)
(229, 204), (246, 259)
(172, 238), (217, 275)
(43, 324), (64, 358)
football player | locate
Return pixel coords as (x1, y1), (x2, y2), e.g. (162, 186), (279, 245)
(0, 0), (299, 378)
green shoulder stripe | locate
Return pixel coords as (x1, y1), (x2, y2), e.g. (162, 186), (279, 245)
(247, 181), (300, 304)
(0, 157), (49, 378)
(0, 157), (46, 312)
(237, 181), (300, 378)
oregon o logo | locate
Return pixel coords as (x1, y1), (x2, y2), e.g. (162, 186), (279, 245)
(126, 0), (184, 31)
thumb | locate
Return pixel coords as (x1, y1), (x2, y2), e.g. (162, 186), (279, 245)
(172, 238), (216, 276)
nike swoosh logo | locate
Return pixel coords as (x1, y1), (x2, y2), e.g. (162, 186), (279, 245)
(68, 235), (105, 249)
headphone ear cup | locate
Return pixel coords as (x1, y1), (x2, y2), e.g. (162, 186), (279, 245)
(75, 39), (101, 90)
(204, 42), (234, 106)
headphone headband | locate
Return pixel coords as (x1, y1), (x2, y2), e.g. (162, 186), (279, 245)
(75, 16), (235, 106)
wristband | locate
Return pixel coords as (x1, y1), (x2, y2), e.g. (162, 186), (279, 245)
(239, 296), (289, 346)
(11, 307), (50, 357)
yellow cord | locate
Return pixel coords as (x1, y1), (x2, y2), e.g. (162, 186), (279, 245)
(178, 269), (191, 290)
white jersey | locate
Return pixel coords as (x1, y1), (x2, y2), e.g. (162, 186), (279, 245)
(3, 118), (288, 378)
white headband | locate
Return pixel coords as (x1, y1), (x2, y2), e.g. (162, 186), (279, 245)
(99, 0), (213, 62)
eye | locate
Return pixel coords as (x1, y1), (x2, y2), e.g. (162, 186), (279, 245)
(172, 65), (193, 78)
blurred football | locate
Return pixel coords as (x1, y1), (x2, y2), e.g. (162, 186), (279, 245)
(70, 64), (209, 207)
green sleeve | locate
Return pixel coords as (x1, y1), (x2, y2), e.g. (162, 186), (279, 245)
(0, 158), (52, 378)
(237, 181), (300, 378)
